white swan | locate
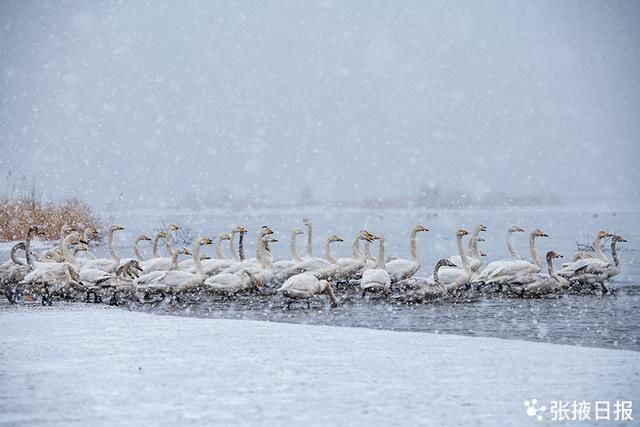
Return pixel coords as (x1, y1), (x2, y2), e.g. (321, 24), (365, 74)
(393, 259), (457, 302)
(135, 247), (191, 287)
(361, 234), (391, 296)
(224, 226), (274, 274)
(334, 230), (376, 282)
(386, 225), (429, 283)
(21, 263), (81, 305)
(139, 226), (184, 273)
(559, 234), (625, 285)
(448, 224), (486, 273)
(203, 270), (258, 295)
(116, 234), (153, 269)
(39, 224), (75, 263)
(81, 225), (125, 272)
(475, 229), (548, 284)
(433, 229), (473, 292)
(472, 225), (525, 281)
(273, 228), (305, 271)
(278, 273), (339, 307)
(151, 237), (213, 293)
(511, 251), (569, 297)
(275, 234), (344, 281)
(571, 231), (614, 262)
(151, 231), (168, 258)
(189, 233), (234, 275)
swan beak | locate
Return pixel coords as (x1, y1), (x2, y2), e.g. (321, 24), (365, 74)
(558, 254), (564, 258)
(271, 238), (279, 243)
(477, 237), (485, 242)
(542, 233), (549, 237)
(143, 235), (152, 240)
(516, 227), (525, 232)
(480, 225), (487, 231)
(620, 237), (627, 242)
(80, 239), (89, 244)
(336, 237), (344, 242)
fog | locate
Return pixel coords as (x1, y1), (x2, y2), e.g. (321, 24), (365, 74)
(1, 1), (639, 210)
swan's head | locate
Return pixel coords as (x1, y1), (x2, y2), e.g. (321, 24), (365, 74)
(260, 226), (274, 236)
(414, 225), (429, 233)
(302, 218), (311, 226)
(156, 231), (168, 239)
(613, 235), (627, 243)
(177, 247), (191, 256)
(437, 259), (457, 268)
(61, 224), (77, 234)
(508, 225), (525, 233)
(219, 233), (231, 241)
(328, 234), (344, 243)
(597, 230), (614, 239)
(110, 224), (125, 232)
(84, 226), (98, 236)
(480, 251), (487, 257)
(475, 224), (488, 233)
(200, 255), (211, 260)
(546, 251), (563, 261)
(262, 235), (279, 245)
(292, 228), (304, 236)
(75, 243), (89, 252)
(233, 226), (247, 234)
(199, 237), (214, 245)
(29, 225), (45, 236)
(457, 229), (469, 238)
(139, 234), (152, 241)
(168, 224), (180, 231)
(128, 260), (143, 272)
(532, 229), (549, 238)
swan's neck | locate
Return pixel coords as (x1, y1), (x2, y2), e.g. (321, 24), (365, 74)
(364, 239), (377, 262)
(410, 229), (419, 262)
(133, 236), (145, 261)
(291, 232), (302, 262)
(433, 260), (448, 287)
(10, 244), (26, 266)
(229, 231), (240, 262)
(376, 238), (386, 270)
(351, 235), (364, 260)
(238, 232), (245, 261)
(108, 229), (120, 263)
(170, 251), (182, 270)
(257, 240), (273, 270)
(152, 233), (163, 257)
(507, 230), (521, 260)
(215, 236), (226, 259)
(306, 223), (313, 257)
(165, 231), (174, 257)
(61, 235), (79, 269)
(192, 241), (204, 276)
(468, 227), (480, 253)
(324, 240), (337, 264)
(611, 241), (620, 268)
(25, 228), (36, 267)
(529, 234), (541, 268)
(593, 235), (608, 262)
(457, 234), (471, 274)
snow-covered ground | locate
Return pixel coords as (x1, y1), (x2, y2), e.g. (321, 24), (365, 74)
(0, 304), (637, 426)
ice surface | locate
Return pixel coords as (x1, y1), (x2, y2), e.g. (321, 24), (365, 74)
(0, 304), (638, 426)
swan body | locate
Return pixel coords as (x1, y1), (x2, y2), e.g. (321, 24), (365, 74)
(394, 259), (457, 302)
(334, 230), (376, 281)
(448, 224), (486, 273)
(472, 225), (525, 282)
(570, 231), (613, 263)
(558, 235), (625, 284)
(513, 251), (569, 297)
(152, 237), (213, 292)
(81, 225), (125, 272)
(361, 234), (391, 295)
(428, 229), (472, 292)
(189, 233), (234, 275)
(385, 225), (429, 283)
(278, 273), (339, 307)
(277, 234), (344, 281)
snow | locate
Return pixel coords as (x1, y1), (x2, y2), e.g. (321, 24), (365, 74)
(1, 304), (638, 426)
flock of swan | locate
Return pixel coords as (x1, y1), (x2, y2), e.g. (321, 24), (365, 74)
(0, 219), (627, 307)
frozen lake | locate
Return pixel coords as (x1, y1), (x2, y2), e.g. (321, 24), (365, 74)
(0, 304), (638, 426)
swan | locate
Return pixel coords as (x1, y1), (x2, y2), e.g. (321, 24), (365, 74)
(1, 225), (42, 271)
(228, 226), (247, 262)
(81, 225), (125, 272)
(571, 231), (614, 262)
(360, 234), (391, 296)
(472, 225), (525, 282)
(135, 247), (191, 287)
(559, 234), (626, 286)
(25, 231), (86, 277)
(511, 251), (569, 297)
(203, 270), (258, 295)
(302, 218), (313, 258)
(334, 230), (376, 282)
(151, 237), (213, 293)
(39, 224), (75, 262)
(151, 231), (168, 257)
(275, 234), (344, 281)
(386, 225), (429, 283)
(432, 229), (473, 292)
(74, 227), (99, 262)
(224, 226), (274, 274)
(139, 227), (184, 273)
(21, 263), (82, 305)
(475, 229), (548, 285)
(393, 259), (458, 302)
(278, 273), (339, 307)
(1, 242), (34, 302)
(115, 234), (153, 269)
(188, 233), (234, 275)
(234, 234), (279, 287)
(448, 224), (486, 273)
(86, 260), (144, 305)
(273, 228), (305, 271)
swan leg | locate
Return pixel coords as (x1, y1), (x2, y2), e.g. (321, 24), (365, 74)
(601, 282), (609, 294)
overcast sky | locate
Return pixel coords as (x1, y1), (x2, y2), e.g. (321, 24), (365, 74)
(1, 1), (639, 209)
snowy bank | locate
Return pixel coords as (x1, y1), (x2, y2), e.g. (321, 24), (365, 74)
(0, 304), (638, 426)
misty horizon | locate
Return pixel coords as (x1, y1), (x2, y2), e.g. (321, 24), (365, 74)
(1, 1), (639, 210)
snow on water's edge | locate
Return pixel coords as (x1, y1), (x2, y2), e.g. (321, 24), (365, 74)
(0, 304), (638, 427)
